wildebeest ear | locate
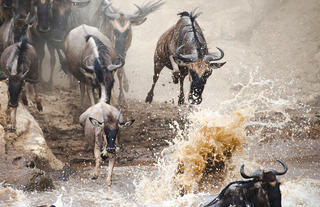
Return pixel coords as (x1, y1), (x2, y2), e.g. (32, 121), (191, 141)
(89, 117), (103, 127)
(119, 119), (135, 127)
(209, 62), (226, 69)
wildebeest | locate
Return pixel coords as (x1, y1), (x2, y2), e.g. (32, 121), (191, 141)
(0, 37), (42, 130)
(0, 0), (13, 26)
(0, 12), (35, 53)
(79, 88), (134, 185)
(31, 0), (90, 85)
(145, 10), (226, 105)
(64, 24), (124, 105)
(203, 160), (288, 207)
(91, 0), (164, 104)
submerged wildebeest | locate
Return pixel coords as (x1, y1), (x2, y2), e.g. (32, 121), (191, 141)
(90, 0), (164, 104)
(64, 24), (124, 105)
(31, 0), (90, 85)
(79, 86), (134, 185)
(145, 10), (226, 105)
(0, 37), (42, 130)
(204, 160), (288, 207)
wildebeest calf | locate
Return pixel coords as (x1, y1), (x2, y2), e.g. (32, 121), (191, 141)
(79, 89), (134, 186)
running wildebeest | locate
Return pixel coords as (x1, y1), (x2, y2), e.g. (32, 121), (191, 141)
(64, 24), (124, 105)
(79, 84), (134, 186)
(91, 0), (164, 104)
(145, 10), (226, 105)
(0, 37), (42, 130)
(31, 0), (90, 85)
(203, 160), (288, 207)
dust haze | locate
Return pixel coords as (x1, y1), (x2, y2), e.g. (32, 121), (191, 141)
(43, 0), (320, 109)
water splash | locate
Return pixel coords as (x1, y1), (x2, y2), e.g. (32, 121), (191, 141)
(134, 109), (248, 205)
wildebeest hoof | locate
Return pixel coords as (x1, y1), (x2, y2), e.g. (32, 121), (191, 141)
(22, 98), (28, 106)
(36, 102), (43, 111)
(145, 94), (153, 103)
(9, 127), (16, 132)
(91, 176), (98, 180)
(172, 74), (179, 84)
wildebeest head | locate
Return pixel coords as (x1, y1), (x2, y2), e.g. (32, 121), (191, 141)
(89, 108), (134, 154)
(82, 35), (124, 103)
(240, 160), (288, 207)
(33, 0), (90, 37)
(13, 13), (35, 43)
(101, 0), (164, 58)
(175, 45), (226, 105)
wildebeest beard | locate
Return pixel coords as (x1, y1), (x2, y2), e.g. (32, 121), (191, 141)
(188, 69), (211, 104)
(8, 75), (24, 107)
(262, 182), (282, 207)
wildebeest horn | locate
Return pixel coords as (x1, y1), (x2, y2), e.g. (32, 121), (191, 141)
(271, 160), (288, 176)
(82, 56), (95, 73)
(117, 109), (121, 121)
(175, 45), (198, 63)
(21, 70), (29, 80)
(240, 164), (263, 179)
(101, 106), (107, 121)
(128, 0), (164, 24)
(107, 56), (125, 71)
(204, 47), (224, 63)
(104, 3), (120, 20)
(24, 13), (30, 24)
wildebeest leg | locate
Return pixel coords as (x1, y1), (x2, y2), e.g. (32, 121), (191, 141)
(21, 87), (28, 106)
(106, 153), (116, 186)
(47, 44), (56, 87)
(6, 106), (16, 131)
(178, 74), (187, 105)
(86, 84), (95, 106)
(80, 82), (85, 106)
(36, 42), (46, 83)
(122, 69), (129, 92)
(169, 55), (180, 84)
(117, 67), (126, 105)
(32, 84), (42, 111)
(92, 141), (102, 179)
(145, 62), (164, 103)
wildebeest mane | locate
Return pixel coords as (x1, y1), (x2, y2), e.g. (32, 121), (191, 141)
(177, 9), (207, 57)
(85, 34), (110, 66)
(204, 180), (257, 207)
(15, 37), (29, 74)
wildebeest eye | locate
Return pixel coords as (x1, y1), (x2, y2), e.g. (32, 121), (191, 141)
(202, 70), (212, 79)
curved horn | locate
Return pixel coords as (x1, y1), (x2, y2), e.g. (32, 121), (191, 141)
(100, 105), (107, 121)
(24, 13), (31, 24)
(107, 56), (125, 71)
(204, 47), (224, 63)
(104, 3), (120, 20)
(271, 160), (288, 176)
(117, 109), (121, 121)
(21, 69), (29, 80)
(128, 0), (164, 23)
(240, 164), (262, 179)
(175, 45), (198, 63)
(82, 56), (95, 73)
